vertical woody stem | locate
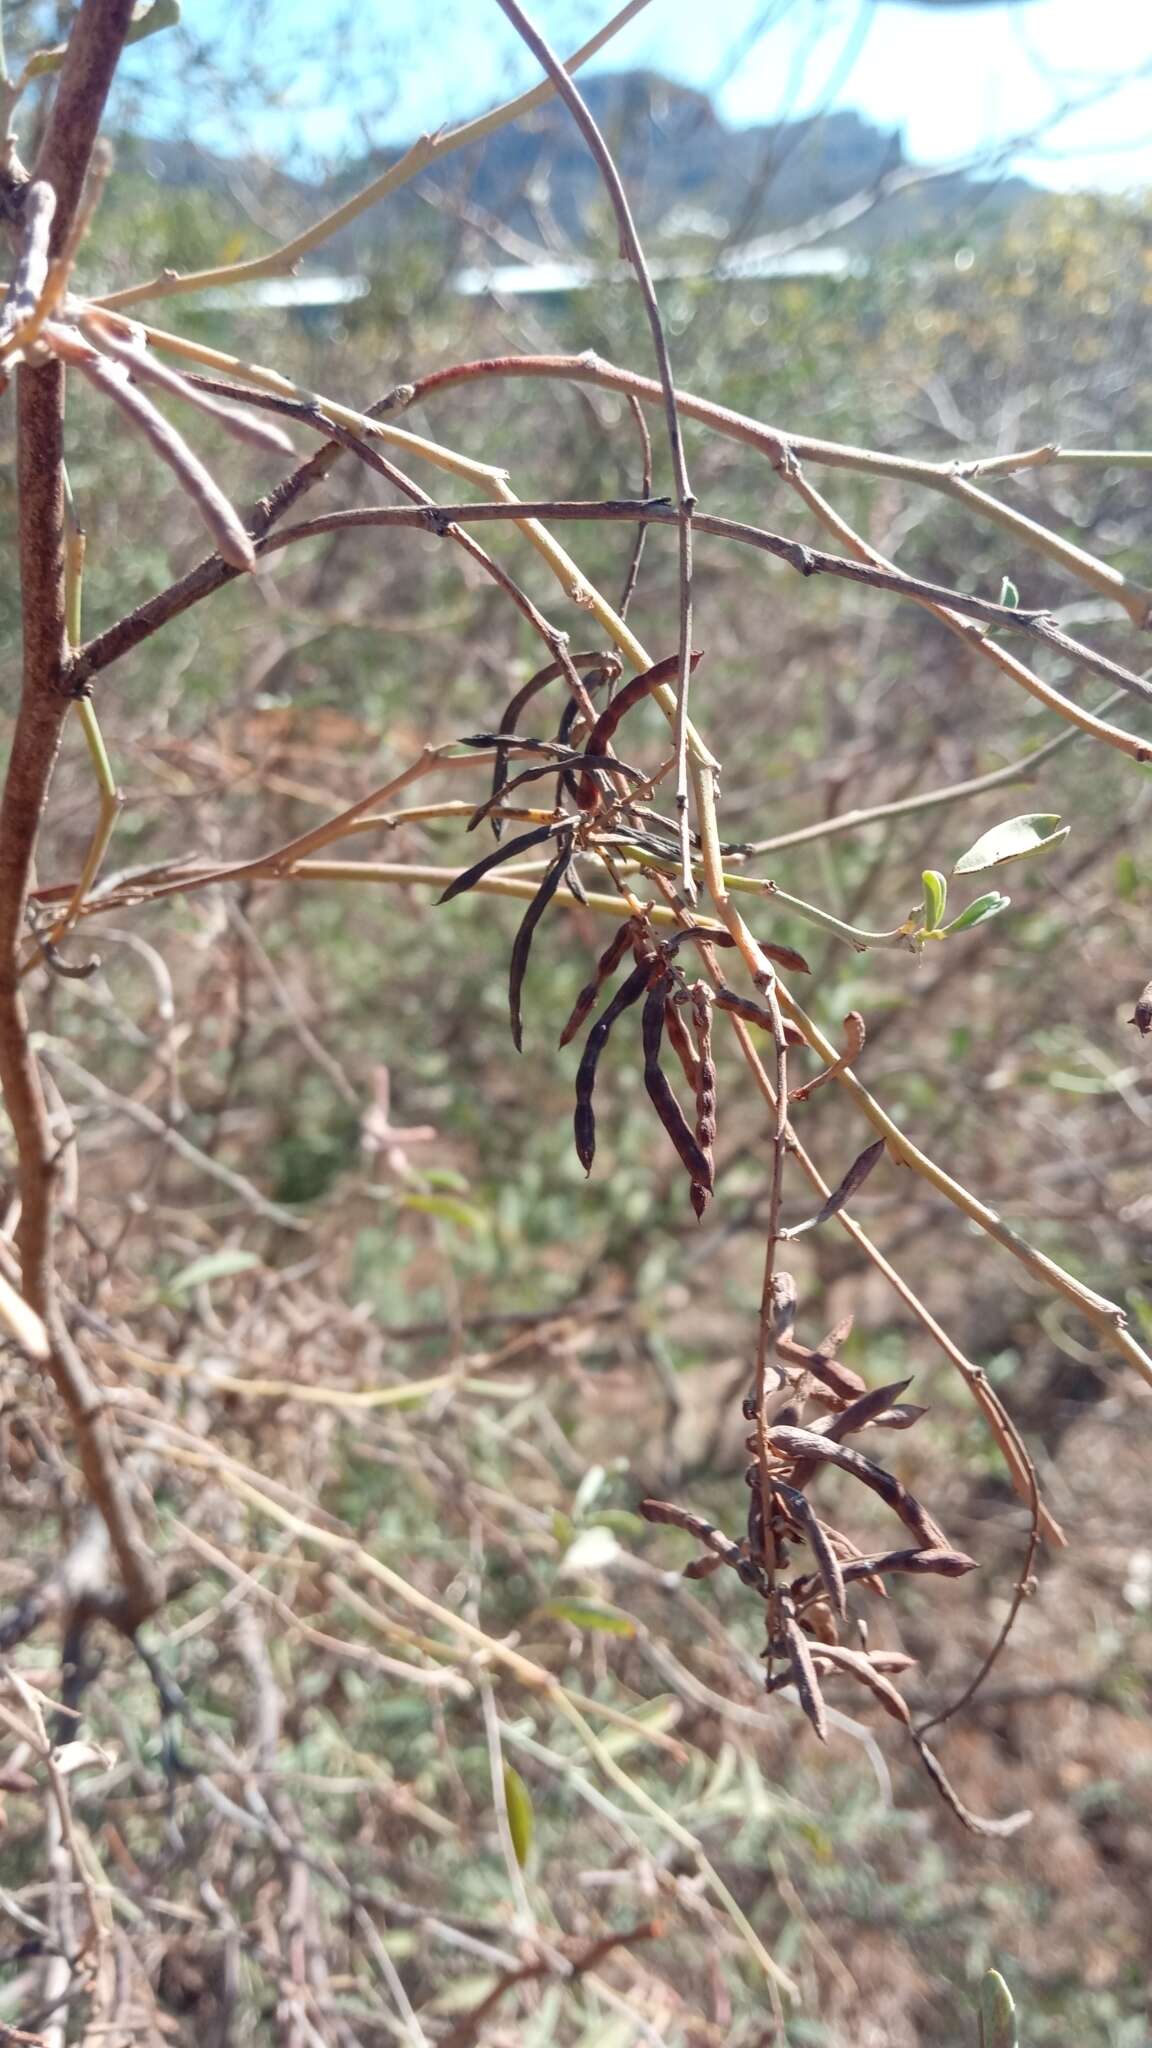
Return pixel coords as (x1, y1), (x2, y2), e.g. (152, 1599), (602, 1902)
(0, 0), (161, 1622)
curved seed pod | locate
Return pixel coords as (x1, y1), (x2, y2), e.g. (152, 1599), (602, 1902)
(779, 1591), (828, 1742)
(809, 1641), (911, 1725)
(1129, 978), (1152, 1036)
(785, 1138), (887, 1238)
(767, 1423), (951, 1551)
(559, 921), (634, 1049)
(574, 959), (652, 1174)
(436, 822), (559, 905)
(508, 837), (573, 1052)
(791, 1008), (865, 1101)
(713, 985), (807, 1043)
(810, 1379), (915, 1443)
(642, 978), (714, 1192)
(837, 1546), (976, 1582)
(468, 751), (644, 830)
(772, 1481), (846, 1622)
(690, 984), (716, 1220)
(663, 995), (700, 1095)
(490, 651), (620, 835)
(81, 312), (296, 455)
(576, 651), (702, 809)
(640, 1497), (766, 1589)
(48, 325), (257, 571)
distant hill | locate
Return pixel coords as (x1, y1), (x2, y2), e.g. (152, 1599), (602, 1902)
(124, 70), (1036, 276)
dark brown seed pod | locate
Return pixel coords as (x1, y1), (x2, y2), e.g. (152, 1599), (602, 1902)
(468, 751), (646, 831)
(573, 959), (652, 1174)
(577, 651), (703, 810)
(641, 978), (714, 1192)
(785, 1139), (887, 1238)
(836, 1546), (977, 1583)
(1129, 978), (1152, 1035)
(437, 822), (560, 905)
(766, 1424), (951, 1552)
(810, 1379), (916, 1443)
(713, 985), (806, 1044)
(662, 995), (700, 1094)
(508, 836), (574, 1052)
(779, 1591), (828, 1742)
(489, 650), (620, 834)
(772, 1481), (847, 1622)
(558, 922), (634, 1048)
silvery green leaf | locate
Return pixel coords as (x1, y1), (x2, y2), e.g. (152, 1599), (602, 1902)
(953, 814), (1067, 874)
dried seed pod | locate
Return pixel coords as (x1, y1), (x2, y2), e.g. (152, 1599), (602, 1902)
(809, 1379), (915, 1443)
(489, 651), (620, 835)
(468, 750), (644, 831)
(436, 822), (559, 905)
(766, 1273), (798, 1347)
(689, 984), (716, 1220)
(576, 651), (702, 809)
(1129, 979), (1152, 1036)
(641, 977), (714, 1193)
(807, 1642), (911, 1726)
(662, 994), (700, 1095)
(778, 1591), (828, 1742)
(766, 1423), (951, 1552)
(47, 323), (257, 571)
(713, 984), (806, 1044)
(640, 1497), (766, 1589)
(784, 1138), (887, 1238)
(81, 312), (296, 456)
(573, 959), (652, 1173)
(838, 1546), (976, 1583)
(558, 921), (634, 1048)
(508, 836), (574, 1052)
(772, 1481), (846, 1622)
(790, 1009), (867, 1102)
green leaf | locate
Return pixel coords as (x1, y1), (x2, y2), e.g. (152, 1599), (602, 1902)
(920, 869), (948, 932)
(502, 1763), (534, 1869)
(168, 1248), (260, 1294)
(978, 1969), (1018, 2048)
(543, 1599), (636, 1637)
(953, 813), (1068, 874)
(399, 1191), (485, 1233)
(940, 891), (1011, 935)
(590, 1508), (649, 1539)
(598, 1695), (681, 1759)
(24, 0), (180, 76)
(998, 577), (1019, 609)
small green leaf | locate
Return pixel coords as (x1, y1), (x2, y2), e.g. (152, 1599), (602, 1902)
(502, 1763), (534, 1869)
(591, 1508), (649, 1539)
(598, 1695), (680, 1758)
(998, 577), (1019, 609)
(543, 1599), (636, 1637)
(940, 891), (1011, 935)
(572, 1463), (608, 1520)
(168, 1248), (260, 1294)
(422, 1165), (471, 1193)
(953, 813), (1068, 874)
(399, 1191), (485, 1233)
(24, 0), (180, 75)
(978, 1969), (1018, 2048)
(920, 869), (948, 932)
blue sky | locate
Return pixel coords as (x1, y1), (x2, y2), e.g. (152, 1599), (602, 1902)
(120, 0), (1152, 194)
